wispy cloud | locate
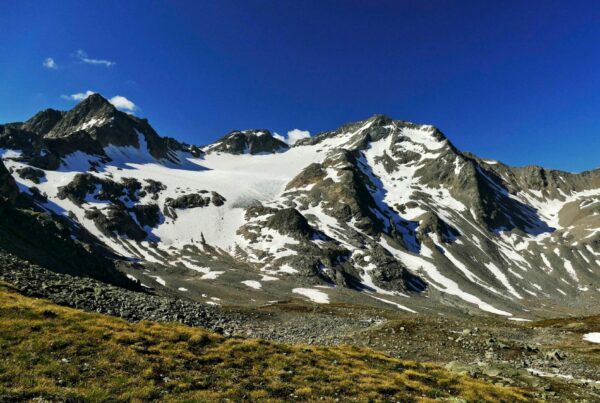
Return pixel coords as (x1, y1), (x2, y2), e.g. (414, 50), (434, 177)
(61, 90), (96, 101)
(108, 95), (137, 112)
(60, 91), (138, 113)
(75, 49), (116, 67)
(43, 57), (58, 69)
(274, 129), (311, 145)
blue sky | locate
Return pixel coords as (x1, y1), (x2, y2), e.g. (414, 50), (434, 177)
(2, 1), (600, 172)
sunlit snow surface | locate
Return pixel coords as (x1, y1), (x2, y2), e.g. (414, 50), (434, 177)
(17, 138), (326, 256)
(583, 333), (600, 343)
(119, 145), (325, 251)
(241, 280), (262, 290)
(292, 288), (330, 304)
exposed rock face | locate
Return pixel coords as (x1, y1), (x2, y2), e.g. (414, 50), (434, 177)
(166, 193), (212, 209)
(285, 149), (390, 236)
(45, 94), (117, 138)
(0, 161), (18, 204)
(132, 204), (161, 228)
(28, 186), (48, 203)
(43, 130), (106, 160)
(211, 191), (226, 206)
(45, 94), (180, 162)
(85, 206), (148, 241)
(16, 166), (45, 184)
(142, 179), (166, 200)
(163, 191), (227, 219)
(21, 108), (64, 136)
(57, 174), (164, 240)
(0, 126), (40, 155)
(0, 197), (137, 288)
(57, 173), (141, 206)
(415, 212), (459, 243)
(205, 129), (288, 154)
(266, 208), (313, 239)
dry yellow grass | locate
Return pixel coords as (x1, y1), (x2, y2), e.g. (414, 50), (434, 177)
(0, 282), (536, 402)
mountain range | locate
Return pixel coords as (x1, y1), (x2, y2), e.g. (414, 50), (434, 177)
(2, 93), (600, 320)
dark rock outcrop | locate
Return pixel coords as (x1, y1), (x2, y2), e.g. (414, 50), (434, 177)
(57, 174), (160, 239)
(131, 204), (161, 228)
(266, 208), (313, 239)
(85, 205), (147, 241)
(163, 191), (226, 219)
(0, 199), (135, 287)
(57, 173), (141, 206)
(142, 179), (166, 200)
(0, 161), (18, 204)
(416, 212), (459, 243)
(16, 166), (45, 184)
(206, 129), (288, 155)
(21, 109), (64, 136)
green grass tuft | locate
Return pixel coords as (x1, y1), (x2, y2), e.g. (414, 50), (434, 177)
(0, 282), (536, 402)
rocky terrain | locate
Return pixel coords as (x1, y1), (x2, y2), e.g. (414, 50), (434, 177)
(3, 252), (600, 401)
(2, 94), (600, 400)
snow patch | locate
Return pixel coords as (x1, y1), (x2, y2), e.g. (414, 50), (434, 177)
(151, 276), (166, 286)
(241, 280), (262, 289)
(583, 333), (600, 343)
(292, 288), (330, 304)
(370, 295), (416, 313)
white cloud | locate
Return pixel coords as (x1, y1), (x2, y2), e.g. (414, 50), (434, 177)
(288, 129), (311, 144)
(75, 49), (116, 67)
(43, 57), (58, 69)
(61, 90), (96, 101)
(274, 129), (311, 145)
(108, 95), (137, 112)
(60, 91), (137, 112)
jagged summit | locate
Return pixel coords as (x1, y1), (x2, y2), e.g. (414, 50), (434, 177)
(295, 114), (451, 153)
(45, 93), (129, 139)
(79, 92), (113, 108)
(204, 129), (289, 154)
(75, 92), (114, 111)
(21, 109), (65, 136)
(0, 94), (196, 169)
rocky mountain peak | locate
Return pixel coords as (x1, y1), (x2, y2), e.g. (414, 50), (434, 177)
(45, 94), (117, 139)
(294, 115), (451, 155)
(0, 94), (198, 170)
(21, 109), (65, 136)
(367, 114), (394, 126)
(76, 93), (115, 113)
(204, 129), (289, 155)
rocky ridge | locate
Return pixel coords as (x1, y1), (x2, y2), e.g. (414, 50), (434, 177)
(1, 98), (600, 320)
(0, 94), (200, 170)
(204, 129), (288, 155)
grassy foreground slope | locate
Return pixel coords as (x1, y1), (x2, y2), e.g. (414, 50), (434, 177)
(0, 283), (534, 402)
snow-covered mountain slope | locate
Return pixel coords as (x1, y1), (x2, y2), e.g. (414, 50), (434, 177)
(2, 96), (600, 318)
